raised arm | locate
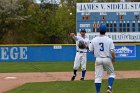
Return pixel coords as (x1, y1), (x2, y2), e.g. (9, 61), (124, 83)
(70, 33), (77, 41)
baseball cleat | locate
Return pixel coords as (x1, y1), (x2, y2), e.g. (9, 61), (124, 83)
(71, 76), (76, 81)
(106, 87), (112, 93)
(80, 78), (84, 81)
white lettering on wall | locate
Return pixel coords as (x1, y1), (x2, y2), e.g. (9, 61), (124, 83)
(77, 3), (140, 12)
(80, 24), (90, 27)
(1, 47), (28, 60)
(1, 47), (9, 60)
(77, 32), (140, 42)
(20, 47), (27, 59)
(10, 47), (18, 60)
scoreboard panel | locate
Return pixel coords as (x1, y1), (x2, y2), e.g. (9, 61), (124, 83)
(76, 2), (140, 42)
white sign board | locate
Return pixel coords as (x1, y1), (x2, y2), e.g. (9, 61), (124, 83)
(77, 2), (140, 12)
(77, 32), (140, 42)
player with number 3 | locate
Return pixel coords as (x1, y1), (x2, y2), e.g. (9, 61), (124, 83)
(89, 24), (116, 93)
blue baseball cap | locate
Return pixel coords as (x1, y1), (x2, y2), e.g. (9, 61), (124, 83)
(99, 24), (106, 32)
(80, 29), (86, 33)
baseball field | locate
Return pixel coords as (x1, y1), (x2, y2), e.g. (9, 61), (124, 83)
(0, 61), (139, 93)
(6, 79), (140, 93)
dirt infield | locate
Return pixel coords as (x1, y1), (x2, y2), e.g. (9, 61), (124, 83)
(0, 71), (140, 93)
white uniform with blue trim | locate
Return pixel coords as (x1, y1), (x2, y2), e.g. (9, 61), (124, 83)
(89, 35), (115, 83)
(74, 35), (89, 70)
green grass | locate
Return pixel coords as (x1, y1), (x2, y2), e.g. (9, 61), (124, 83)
(0, 61), (139, 73)
(6, 78), (140, 93)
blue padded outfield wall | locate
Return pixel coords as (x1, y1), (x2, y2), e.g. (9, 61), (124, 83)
(0, 44), (139, 62)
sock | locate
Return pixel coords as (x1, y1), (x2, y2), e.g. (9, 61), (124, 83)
(108, 77), (114, 89)
(73, 70), (77, 76)
(95, 83), (101, 93)
(82, 70), (86, 78)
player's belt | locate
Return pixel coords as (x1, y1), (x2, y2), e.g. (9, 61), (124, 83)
(77, 51), (87, 53)
(100, 56), (109, 58)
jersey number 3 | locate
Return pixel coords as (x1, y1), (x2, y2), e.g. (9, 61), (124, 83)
(99, 43), (104, 51)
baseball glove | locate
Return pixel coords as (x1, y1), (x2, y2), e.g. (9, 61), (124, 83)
(78, 40), (86, 49)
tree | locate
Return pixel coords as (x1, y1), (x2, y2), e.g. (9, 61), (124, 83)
(0, 0), (124, 44)
(0, 0), (26, 43)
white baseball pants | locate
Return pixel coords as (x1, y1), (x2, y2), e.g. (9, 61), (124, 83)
(73, 52), (87, 70)
(95, 58), (115, 83)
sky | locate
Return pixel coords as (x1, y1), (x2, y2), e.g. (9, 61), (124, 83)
(35, 0), (61, 4)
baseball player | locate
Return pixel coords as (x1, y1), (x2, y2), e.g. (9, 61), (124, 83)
(89, 24), (116, 93)
(70, 29), (89, 81)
